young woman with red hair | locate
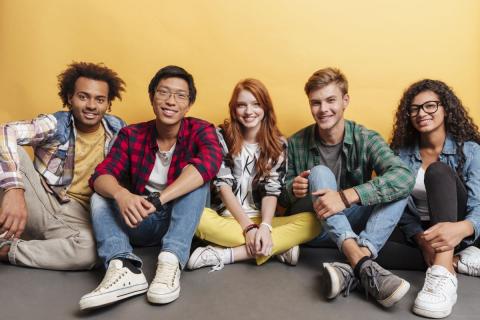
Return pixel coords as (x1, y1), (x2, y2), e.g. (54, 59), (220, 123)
(187, 78), (321, 271)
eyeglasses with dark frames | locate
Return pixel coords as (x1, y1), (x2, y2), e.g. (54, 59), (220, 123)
(407, 100), (441, 117)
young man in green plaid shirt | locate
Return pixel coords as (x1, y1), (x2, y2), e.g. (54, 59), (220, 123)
(280, 68), (415, 308)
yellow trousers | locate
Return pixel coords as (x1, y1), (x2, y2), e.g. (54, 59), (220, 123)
(195, 208), (322, 265)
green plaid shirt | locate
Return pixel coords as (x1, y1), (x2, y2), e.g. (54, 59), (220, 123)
(281, 120), (414, 207)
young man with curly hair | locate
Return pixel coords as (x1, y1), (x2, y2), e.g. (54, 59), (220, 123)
(0, 62), (126, 270)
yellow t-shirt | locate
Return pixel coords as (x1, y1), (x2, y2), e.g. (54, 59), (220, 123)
(67, 126), (106, 209)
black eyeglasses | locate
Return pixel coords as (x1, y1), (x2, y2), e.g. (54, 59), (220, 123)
(407, 101), (441, 117)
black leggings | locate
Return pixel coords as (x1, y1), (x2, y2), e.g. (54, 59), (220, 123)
(425, 161), (467, 225)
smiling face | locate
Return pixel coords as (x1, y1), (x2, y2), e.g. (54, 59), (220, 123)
(409, 90), (445, 134)
(235, 89), (265, 137)
(68, 77), (110, 133)
(151, 77), (192, 128)
(308, 82), (349, 136)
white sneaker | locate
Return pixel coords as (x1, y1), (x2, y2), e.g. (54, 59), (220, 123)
(456, 246), (480, 277)
(147, 252), (181, 304)
(79, 259), (148, 310)
(186, 246), (226, 271)
(276, 245), (299, 266)
(413, 265), (458, 319)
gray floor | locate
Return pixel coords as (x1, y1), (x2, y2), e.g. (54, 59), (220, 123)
(1, 246), (478, 320)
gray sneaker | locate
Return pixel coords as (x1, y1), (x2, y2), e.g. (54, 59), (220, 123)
(321, 262), (358, 299)
(358, 260), (410, 307)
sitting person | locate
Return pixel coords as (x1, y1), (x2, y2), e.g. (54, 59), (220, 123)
(391, 79), (480, 318)
(0, 62), (125, 270)
(79, 65), (222, 310)
(280, 67), (415, 308)
(187, 79), (321, 271)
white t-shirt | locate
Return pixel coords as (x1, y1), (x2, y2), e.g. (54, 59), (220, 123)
(408, 167), (430, 221)
(222, 143), (260, 217)
(145, 144), (176, 193)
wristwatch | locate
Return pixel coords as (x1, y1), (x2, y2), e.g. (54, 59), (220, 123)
(146, 192), (164, 211)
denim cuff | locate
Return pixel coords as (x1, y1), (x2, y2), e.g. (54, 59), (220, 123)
(463, 217), (479, 245)
(109, 253), (143, 269)
(336, 231), (359, 252)
(357, 238), (378, 259)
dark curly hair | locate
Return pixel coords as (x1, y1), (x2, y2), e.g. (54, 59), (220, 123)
(390, 79), (480, 180)
(58, 62), (125, 108)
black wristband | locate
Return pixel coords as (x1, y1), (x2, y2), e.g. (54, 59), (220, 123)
(146, 192), (163, 211)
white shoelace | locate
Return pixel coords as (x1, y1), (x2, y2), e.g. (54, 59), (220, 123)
(423, 272), (448, 294)
(152, 262), (178, 286)
(461, 258), (480, 275)
(203, 246), (224, 272)
(95, 266), (127, 292)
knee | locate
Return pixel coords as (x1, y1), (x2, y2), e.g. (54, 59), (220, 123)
(309, 165), (337, 190)
(425, 162), (455, 185)
(71, 234), (98, 270)
(90, 193), (115, 217)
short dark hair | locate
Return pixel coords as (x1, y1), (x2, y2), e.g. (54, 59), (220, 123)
(148, 65), (196, 104)
(58, 62), (125, 107)
(304, 67), (348, 96)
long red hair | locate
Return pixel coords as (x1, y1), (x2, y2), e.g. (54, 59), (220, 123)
(220, 78), (284, 181)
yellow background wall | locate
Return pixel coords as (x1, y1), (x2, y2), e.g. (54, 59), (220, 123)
(1, 0), (479, 139)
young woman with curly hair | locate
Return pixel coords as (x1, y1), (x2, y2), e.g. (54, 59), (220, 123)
(187, 79), (321, 271)
(391, 79), (480, 318)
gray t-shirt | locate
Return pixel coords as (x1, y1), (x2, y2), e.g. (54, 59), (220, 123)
(317, 139), (343, 187)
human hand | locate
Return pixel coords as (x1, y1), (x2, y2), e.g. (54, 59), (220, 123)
(113, 188), (155, 228)
(245, 228), (258, 257)
(415, 232), (435, 267)
(255, 224), (273, 256)
(292, 171), (310, 198)
(422, 221), (471, 253)
(0, 188), (28, 239)
(311, 189), (346, 219)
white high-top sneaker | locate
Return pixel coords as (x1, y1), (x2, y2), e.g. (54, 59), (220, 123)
(413, 265), (458, 319)
(276, 245), (300, 266)
(187, 246), (226, 271)
(147, 251), (181, 304)
(79, 259), (148, 310)
(456, 246), (480, 277)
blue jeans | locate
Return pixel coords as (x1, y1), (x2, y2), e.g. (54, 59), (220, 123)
(90, 183), (209, 269)
(308, 165), (407, 258)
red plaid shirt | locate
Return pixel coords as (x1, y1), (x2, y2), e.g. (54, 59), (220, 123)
(90, 117), (222, 195)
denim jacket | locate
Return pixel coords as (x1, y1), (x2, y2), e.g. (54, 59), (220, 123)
(0, 111), (125, 202)
(397, 135), (480, 244)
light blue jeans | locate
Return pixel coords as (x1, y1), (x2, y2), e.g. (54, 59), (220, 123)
(90, 184), (209, 269)
(308, 165), (407, 258)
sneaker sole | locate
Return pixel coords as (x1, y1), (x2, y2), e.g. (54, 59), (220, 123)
(322, 263), (341, 299)
(377, 279), (410, 308)
(79, 282), (148, 310)
(412, 294), (457, 319)
(147, 286), (180, 304)
(288, 246), (300, 266)
(412, 304), (453, 319)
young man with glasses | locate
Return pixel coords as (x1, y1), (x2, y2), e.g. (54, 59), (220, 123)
(0, 62), (125, 270)
(79, 65), (222, 310)
(280, 68), (415, 307)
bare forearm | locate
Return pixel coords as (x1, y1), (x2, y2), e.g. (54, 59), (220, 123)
(343, 188), (360, 206)
(260, 196), (277, 225)
(93, 174), (127, 199)
(160, 164), (204, 204)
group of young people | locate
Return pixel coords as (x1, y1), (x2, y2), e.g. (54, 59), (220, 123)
(0, 62), (478, 319)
